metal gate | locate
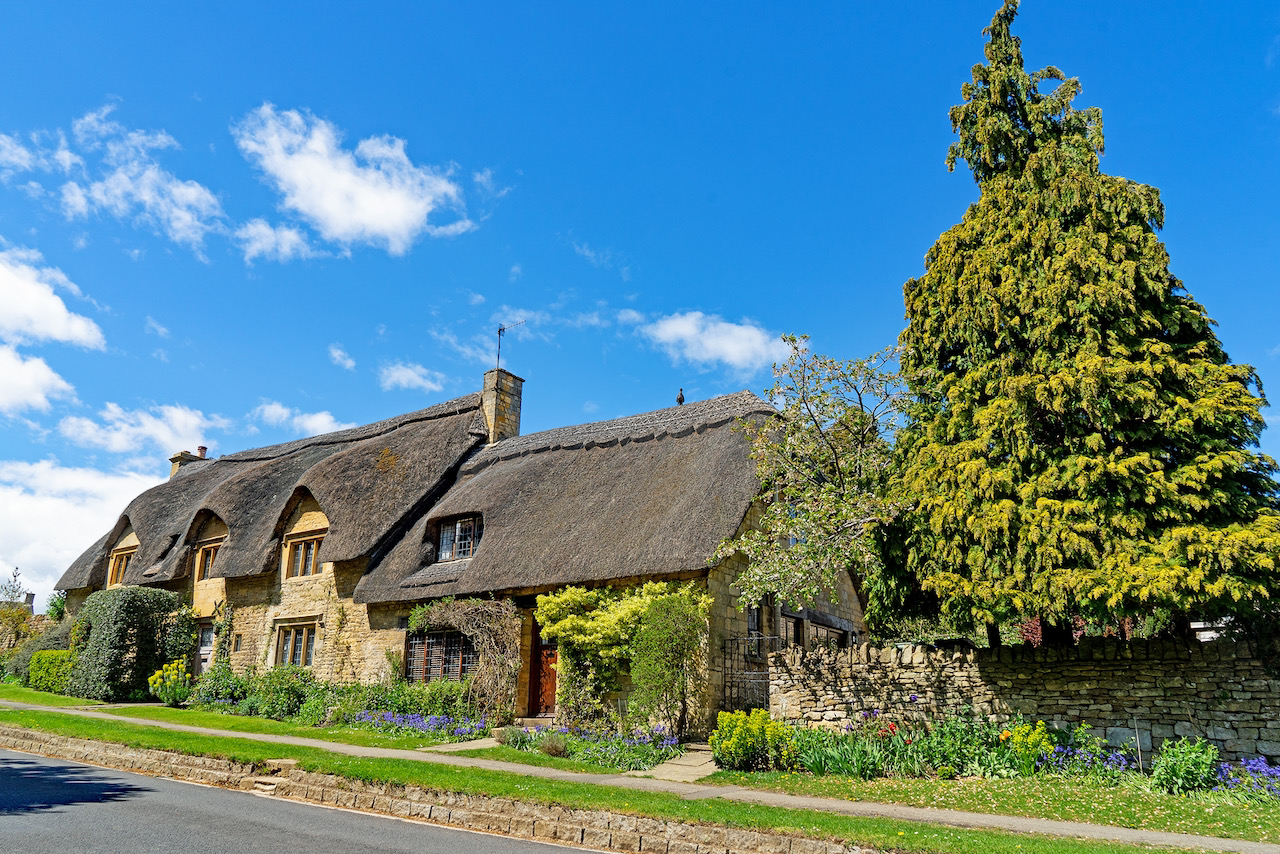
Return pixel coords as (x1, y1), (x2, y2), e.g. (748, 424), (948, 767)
(721, 635), (783, 711)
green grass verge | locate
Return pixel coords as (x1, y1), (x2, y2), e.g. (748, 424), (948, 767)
(0, 683), (102, 707)
(103, 704), (448, 751)
(448, 744), (615, 774)
(0, 709), (1211, 854)
(705, 770), (1280, 845)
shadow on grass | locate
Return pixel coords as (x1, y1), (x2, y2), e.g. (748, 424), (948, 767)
(0, 755), (148, 814)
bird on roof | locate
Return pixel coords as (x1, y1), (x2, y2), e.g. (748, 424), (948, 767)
(676, 388), (685, 406)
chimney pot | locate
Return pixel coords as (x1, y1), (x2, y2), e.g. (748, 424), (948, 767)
(197, 446), (207, 458)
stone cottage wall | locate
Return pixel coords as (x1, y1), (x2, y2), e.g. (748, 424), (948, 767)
(770, 638), (1280, 763)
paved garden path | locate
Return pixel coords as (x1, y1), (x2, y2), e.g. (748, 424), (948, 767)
(3, 699), (1276, 854)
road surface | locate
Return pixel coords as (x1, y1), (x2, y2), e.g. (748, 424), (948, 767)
(0, 747), (580, 854)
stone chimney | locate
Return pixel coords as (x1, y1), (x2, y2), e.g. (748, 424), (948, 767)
(169, 449), (204, 479)
(481, 369), (523, 444)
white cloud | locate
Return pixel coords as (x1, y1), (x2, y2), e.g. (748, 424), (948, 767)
(59, 402), (230, 454)
(616, 308), (645, 325)
(0, 345), (75, 414)
(0, 246), (105, 349)
(144, 315), (169, 338)
(63, 105), (225, 251)
(468, 292), (486, 305)
(234, 218), (316, 263)
(638, 311), (789, 373)
(508, 264), (522, 282)
(379, 361), (446, 393)
(233, 104), (473, 255)
(328, 343), (355, 370)
(0, 459), (164, 613)
(251, 400), (355, 436)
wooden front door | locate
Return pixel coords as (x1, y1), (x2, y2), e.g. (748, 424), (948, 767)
(529, 620), (557, 717)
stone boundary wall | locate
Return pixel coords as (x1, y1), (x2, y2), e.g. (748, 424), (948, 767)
(0, 726), (863, 854)
(769, 637), (1280, 763)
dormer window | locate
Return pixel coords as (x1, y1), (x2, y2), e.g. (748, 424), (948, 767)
(108, 548), (135, 586)
(284, 532), (325, 578)
(438, 516), (482, 561)
(195, 540), (221, 581)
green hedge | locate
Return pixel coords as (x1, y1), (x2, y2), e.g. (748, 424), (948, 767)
(28, 650), (72, 695)
(69, 587), (196, 702)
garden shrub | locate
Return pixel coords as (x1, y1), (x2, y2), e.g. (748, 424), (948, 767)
(709, 709), (798, 771)
(27, 650), (72, 695)
(538, 732), (568, 757)
(67, 587), (196, 702)
(1151, 737), (1221, 795)
(190, 660), (250, 707)
(628, 590), (709, 737)
(243, 665), (315, 720)
(148, 659), (193, 707)
(5, 619), (73, 685)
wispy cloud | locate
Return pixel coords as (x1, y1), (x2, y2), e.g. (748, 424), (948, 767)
(468, 292), (486, 306)
(59, 402), (230, 454)
(616, 308), (645, 325)
(473, 167), (512, 199)
(144, 316), (169, 338)
(234, 104), (473, 255)
(251, 400), (355, 436)
(61, 105), (225, 253)
(431, 329), (496, 366)
(235, 218), (317, 263)
(328, 343), (356, 370)
(571, 238), (631, 281)
(378, 361), (446, 393)
(508, 264), (522, 282)
(638, 311), (788, 373)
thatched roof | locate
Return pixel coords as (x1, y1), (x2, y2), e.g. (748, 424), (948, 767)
(355, 391), (772, 604)
(56, 395), (485, 591)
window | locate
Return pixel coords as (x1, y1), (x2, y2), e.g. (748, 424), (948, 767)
(195, 540), (221, 581)
(438, 517), (482, 561)
(232, 633), (243, 653)
(405, 631), (476, 683)
(811, 623), (847, 650)
(284, 532), (325, 578)
(107, 548), (136, 587)
(276, 623), (317, 667)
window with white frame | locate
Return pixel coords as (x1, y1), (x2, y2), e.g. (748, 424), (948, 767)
(438, 516), (482, 561)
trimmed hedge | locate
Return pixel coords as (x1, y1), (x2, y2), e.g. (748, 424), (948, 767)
(4, 619), (72, 684)
(28, 650), (72, 695)
(69, 587), (196, 702)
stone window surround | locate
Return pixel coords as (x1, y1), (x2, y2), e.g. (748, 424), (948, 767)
(194, 537), (223, 581)
(282, 529), (327, 579)
(274, 618), (320, 667)
(107, 547), (136, 587)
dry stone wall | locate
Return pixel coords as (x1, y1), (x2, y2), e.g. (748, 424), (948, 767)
(770, 637), (1280, 762)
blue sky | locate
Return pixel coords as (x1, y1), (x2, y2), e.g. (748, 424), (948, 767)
(2, 1), (1278, 609)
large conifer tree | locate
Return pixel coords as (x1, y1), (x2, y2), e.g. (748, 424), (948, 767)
(897, 0), (1280, 633)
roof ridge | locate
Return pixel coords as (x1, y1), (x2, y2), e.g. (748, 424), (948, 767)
(220, 393), (482, 462)
(461, 390), (771, 472)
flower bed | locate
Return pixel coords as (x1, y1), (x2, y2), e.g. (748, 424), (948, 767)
(354, 710), (489, 741)
(496, 723), (681, 771)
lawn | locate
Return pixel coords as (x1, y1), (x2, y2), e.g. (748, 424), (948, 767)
(448, 743), (615, 774)
(705, 769), (1280, 845)
(0, 683), (102, 708)
(0, 709), (1210, 854)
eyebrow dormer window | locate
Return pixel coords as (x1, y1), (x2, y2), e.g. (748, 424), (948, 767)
(438, 516), (482, 561)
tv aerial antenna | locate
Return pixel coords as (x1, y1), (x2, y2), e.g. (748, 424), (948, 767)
(496, 319), (525, 371)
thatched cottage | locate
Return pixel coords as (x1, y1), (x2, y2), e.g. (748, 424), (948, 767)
(55, 370), (864, 719)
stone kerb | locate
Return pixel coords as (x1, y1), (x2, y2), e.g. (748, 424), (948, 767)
(768, 637), (1280, 762)
(0, 726), (861, 854)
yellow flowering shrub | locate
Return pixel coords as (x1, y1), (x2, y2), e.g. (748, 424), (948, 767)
(147, 659), (192, 707)
(709, 709), (798, 771)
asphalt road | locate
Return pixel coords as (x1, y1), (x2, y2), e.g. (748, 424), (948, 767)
(0, 748), (578, 854)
